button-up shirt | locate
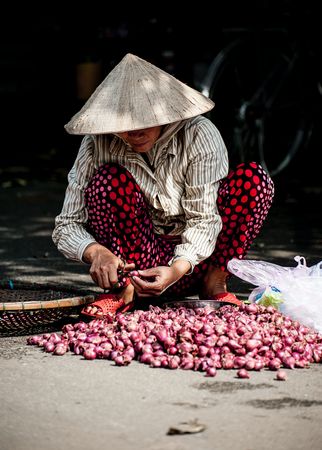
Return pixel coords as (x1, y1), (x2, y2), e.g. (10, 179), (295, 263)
(52, 115), (229, 270)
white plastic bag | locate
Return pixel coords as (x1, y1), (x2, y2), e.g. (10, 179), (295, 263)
(227, 256), (322, 333)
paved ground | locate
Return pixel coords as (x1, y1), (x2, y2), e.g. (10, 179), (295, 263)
(1, 178), (322, 450)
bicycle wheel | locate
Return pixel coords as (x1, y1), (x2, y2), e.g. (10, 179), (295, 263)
(200, 36), (313, 177)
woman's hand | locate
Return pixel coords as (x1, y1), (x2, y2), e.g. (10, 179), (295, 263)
(130, 260), (191, 297)
(83, 243), (135, 289)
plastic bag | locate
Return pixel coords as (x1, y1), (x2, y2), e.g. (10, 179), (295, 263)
(227, 256), (322, 333)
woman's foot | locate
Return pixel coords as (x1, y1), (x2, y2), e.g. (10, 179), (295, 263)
(82, 283), (135, 317)
(199, 266), (229, 299)
(120, 282), (135, 304)
(199, 265), (241, 306)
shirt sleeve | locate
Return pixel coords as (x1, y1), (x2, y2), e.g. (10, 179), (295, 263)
(169, 119), (229, 271)
(52, 135), (97, 262)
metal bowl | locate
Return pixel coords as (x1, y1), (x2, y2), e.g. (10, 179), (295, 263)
(163, 299), (225, 310)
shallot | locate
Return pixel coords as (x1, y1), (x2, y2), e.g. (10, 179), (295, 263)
(26, 303), (322, 380)
(276, 369), (287, 381)
(237, 368), (250, 379)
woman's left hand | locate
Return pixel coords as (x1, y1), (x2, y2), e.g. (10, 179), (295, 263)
(130, 266), (178, 297)
(130, 260), (191, 297)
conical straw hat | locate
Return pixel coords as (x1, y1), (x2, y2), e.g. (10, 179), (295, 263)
(65, 53), (215, 135)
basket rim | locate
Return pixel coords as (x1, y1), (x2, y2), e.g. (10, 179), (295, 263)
(0, 280), (97, 312)
(0, 295), (95, 312)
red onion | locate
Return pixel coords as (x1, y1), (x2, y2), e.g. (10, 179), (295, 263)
(168, 346), (178, 355)
(222, 357), (235, 370)
(140, 353), (153, 364)
(180, 359), (194, 370)
(44, 342), (55, 353)
(25, 302), (322, 382)
(155, 328), (168, 343)
(37, 338), (46, 347)
(206, 367), (217, 377)
(268, 358), (281, 370)
(83, 348), (97, 360)
(54, 344), (67, 356)
(198, 345), (209, 357)
(245, 358), (256, 370)
(27, 335), (41, 345)
(237, 368), (250, 379)
(234, 356), (246, 368)
(150, 358), (162, 368)
(245, 339), (261, 351)
(254, 360), (264, 371)
(276, 369), (287, 381)
(168, 357), (179, 369)
(283, 356), (296, 369)
(245, 304), (258, 314)
(179, 330), (193, 342)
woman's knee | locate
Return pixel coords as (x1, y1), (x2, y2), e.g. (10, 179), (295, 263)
(85, 163), (141, 207)
(220, 161), (274, 203)
(91, 162), (138, 187)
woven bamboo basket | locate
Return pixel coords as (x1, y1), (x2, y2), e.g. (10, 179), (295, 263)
(0, 280), (95, 335)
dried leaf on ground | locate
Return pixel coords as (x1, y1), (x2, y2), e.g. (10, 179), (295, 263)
(167, 418), (206, 435)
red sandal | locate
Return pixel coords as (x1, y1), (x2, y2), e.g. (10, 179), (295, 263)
(81, 293), (134, 318)
(208, 292), (242, 307)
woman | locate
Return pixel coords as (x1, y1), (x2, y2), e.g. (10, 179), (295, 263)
(53, 53), (274, 317)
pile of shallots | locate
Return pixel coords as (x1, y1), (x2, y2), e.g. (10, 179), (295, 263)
(27, 303), (322, 379)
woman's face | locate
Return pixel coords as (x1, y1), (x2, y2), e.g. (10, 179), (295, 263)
(118, 126), (162, 152)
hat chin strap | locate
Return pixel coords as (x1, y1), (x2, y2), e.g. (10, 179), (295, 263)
(114, 133), (132, 148)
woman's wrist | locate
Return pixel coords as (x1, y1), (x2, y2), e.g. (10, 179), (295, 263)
(170, 258), (192, 277)
(82, 242), (108, 263)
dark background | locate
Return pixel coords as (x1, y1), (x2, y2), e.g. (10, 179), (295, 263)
(1, 0), (321, 201)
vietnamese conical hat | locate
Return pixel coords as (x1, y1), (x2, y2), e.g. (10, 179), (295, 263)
(65, 53), (214, 135)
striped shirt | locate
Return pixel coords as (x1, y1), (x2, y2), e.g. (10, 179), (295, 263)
(52, 115), (229, 270)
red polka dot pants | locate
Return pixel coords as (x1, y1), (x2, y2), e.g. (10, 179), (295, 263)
(85, 162), (274, 297)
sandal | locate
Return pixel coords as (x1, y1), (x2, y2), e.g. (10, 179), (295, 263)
(207, 292), (242, 307)
(81, 293), (134, 318)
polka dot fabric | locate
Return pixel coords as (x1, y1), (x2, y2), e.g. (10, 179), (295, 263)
(213, 162), (274, 269)
(85, 162), (274, 297)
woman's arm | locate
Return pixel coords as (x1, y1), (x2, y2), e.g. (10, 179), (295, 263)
(170, 119), (229, 271)
(52, 135), (97, 262)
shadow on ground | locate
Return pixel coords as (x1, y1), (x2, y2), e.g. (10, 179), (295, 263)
(0, 178), (321, 295)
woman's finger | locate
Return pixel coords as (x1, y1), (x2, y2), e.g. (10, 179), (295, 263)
(124, 262), (136, 273)
(138, 268), (159, 278)
(108, 267), (119, 286)
(90, 272), (98, 286)
(131, 276), (165, 296)
(131, 275), (154, 289)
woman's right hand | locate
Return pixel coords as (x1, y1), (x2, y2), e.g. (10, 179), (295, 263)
(83, 243), (135, 290)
